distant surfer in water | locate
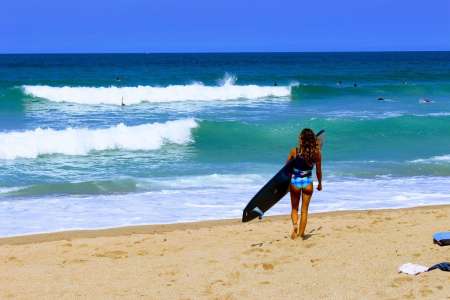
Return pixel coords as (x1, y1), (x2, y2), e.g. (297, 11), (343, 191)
(419, 98), (433, 104)
(287, 128), (322, 240)
(121, 96), (125, 107)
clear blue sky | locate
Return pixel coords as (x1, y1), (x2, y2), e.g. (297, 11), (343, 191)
(1, 0), (449, 53)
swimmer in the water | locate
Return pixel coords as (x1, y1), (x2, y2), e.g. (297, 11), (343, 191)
(377, 97), (385, 101)
(274, 82), (278, 86)
(353, 83), (357, 87)
(420, 98), (433, 104)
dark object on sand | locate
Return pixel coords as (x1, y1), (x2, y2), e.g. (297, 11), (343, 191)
(428, 262), (450, 272)
(433, 232), (450, 246)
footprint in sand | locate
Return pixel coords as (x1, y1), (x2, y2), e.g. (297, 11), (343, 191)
(137, 250), (148, 256)
(262, 263), (274, 270)
(209, 279), (230, 288)
(243, 247), (266, 255)
(304, 242), (316, 248)
(228, 271), (240, 282)
(241, 263), (251, 269)
(420, 288), (433, 297)
(402, 290), (415, 299)
(391, 277), (412, 287)
(93, 250), (128, 259)
(158, 270), (177, 278)
(310, 258), (321, 267)
(370, 219), (382, 225)
(7, 256), (18, 262)
(6, 256), (24, 266)
(435, 213), (448, 219)
(62, 259), (88, 264)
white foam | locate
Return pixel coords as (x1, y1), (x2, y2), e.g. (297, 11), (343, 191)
(410, 154), (450, 163)
(1, 175), (450, 237)
(22, 77), (290, 105)
(0, 119), (198, 159)
(415, 112), (450, 117)
(0, 187), (21, 194)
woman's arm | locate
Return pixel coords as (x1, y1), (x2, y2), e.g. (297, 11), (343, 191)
(315, 150), (322, 191)
(286, 148), (296, 163)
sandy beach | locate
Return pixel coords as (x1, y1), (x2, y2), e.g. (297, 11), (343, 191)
(0, 205), (449, 299)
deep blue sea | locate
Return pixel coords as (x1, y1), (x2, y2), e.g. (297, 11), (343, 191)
(1, 52), (450, 236)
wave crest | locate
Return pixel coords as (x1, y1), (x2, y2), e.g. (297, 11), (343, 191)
(22, 78), (290, 105)
(0, 119), (198, 159)
(410, 154), (450, 163)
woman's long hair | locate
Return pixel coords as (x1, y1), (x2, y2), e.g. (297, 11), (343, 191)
(298, 128), (317, 164)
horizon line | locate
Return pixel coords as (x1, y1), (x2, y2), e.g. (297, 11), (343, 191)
(1, 50), (450, 55)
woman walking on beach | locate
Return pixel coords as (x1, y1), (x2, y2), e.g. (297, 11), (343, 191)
(287, 128), (322, 239)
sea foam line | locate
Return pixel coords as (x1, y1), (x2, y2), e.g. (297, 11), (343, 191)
(0, 119), (198, 159)
(410, 154), (450, 163)
(1, 175), (450, 237)
(22, 76), (290, 105)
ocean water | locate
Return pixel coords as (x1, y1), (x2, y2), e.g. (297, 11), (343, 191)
(1, 52), (450, 236)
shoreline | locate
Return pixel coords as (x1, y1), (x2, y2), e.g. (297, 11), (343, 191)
(1, 203), (449, 245)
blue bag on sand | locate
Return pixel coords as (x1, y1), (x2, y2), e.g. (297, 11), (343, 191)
(433, 232), (450, 246)
(428, 262), (450, 272)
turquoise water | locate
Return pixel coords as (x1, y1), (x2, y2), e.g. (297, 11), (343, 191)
(1, 52), (450, 236)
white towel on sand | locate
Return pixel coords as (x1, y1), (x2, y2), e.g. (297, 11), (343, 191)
(398, 263), (429, 275)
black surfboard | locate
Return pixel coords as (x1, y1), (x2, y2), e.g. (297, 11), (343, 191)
(242, 130), (324, 222)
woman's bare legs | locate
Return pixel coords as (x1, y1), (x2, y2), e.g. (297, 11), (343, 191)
(289, 185), (301, 239)
(299, 183), (313, 239)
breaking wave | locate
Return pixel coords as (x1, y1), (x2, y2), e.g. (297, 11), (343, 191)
(410, 154), (450, 164)
(0, 119), (198, 159)
(22, 76), (290, 105)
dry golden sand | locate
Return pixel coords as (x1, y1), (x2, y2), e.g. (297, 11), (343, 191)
(0, 205), (449, 299)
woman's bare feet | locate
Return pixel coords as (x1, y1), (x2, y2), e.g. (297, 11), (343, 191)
(290, 224), (299, 240)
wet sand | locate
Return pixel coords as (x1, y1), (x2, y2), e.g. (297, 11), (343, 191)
(0, 205), (449, 299)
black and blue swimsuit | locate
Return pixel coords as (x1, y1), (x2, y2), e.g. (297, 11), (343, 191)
(291, 148), (314, 189)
